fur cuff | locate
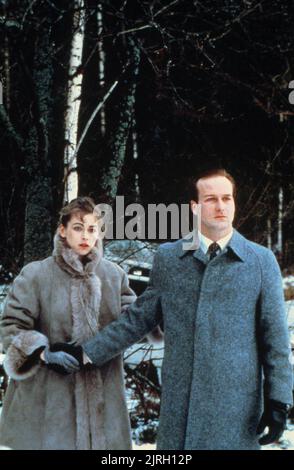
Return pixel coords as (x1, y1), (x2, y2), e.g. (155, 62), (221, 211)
(4, 331), (49, 381)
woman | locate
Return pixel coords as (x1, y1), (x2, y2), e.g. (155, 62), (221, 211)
(0, 197), (136, 450)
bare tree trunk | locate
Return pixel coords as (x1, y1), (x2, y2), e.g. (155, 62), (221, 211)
(132, 116), (140, 202)
(23, 20), (55, 263)
(100, 37), (140, 201)
(23, 2), (74, 263)
(76, 0), (105, 199)
(267, 218), (272, 250)
(277, 186), (283, 255)
(97, 2), (106, 137)
(3, 35), (10, 109)
(64, 0), (85, 203)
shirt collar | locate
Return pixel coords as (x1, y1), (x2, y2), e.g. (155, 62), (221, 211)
(198, 230), (233, 254)
(178, 229), (247, 262)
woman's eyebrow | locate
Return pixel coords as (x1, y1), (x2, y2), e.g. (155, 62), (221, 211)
(72, 222), (98, 227)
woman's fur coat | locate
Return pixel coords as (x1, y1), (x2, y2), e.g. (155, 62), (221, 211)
(0, 236), (136, 450)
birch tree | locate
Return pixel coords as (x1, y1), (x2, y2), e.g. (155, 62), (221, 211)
(64, 0), (86, 203)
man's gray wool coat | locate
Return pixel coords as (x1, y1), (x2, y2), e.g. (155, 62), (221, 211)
(83, 230), (293, 450)
(0, 235), (136, 450)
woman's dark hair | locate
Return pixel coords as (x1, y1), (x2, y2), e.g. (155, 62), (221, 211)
(58, 197), (96, 227)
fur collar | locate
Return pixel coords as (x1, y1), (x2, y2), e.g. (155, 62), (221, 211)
(52, 233), (103, 278)
(53, 234), (106, 449)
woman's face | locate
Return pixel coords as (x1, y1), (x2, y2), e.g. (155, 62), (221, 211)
(59, 213), (99, 256)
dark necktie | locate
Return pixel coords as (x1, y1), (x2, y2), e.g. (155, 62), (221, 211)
(207, 242), (220, 260)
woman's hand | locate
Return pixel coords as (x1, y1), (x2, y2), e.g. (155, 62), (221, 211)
(42, 346), (81, 374)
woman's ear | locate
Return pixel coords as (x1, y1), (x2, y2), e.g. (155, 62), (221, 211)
(58, 224), (66, 239)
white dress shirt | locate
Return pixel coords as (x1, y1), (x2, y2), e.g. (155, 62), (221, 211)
(199, 231), (233, 256)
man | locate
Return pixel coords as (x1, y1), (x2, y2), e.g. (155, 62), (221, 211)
(57, 169), (293, 450)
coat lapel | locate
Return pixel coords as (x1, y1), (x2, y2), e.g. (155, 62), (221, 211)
(177, 231), (207, 265)
(226, 230), (247, 262)
(177, 229), (247, 264)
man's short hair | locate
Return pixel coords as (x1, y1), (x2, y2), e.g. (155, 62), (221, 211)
(189, 169), (236, 202)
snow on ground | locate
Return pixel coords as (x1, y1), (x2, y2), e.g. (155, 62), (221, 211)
(263, 425), (294, 451)
(132, 423), (294, 450)
(286, 300), (294, 346)
(133, 442), (156, 450)
(283, 275), (294, 289)
(0, 285), (9, 318)
(133, 424), (294, 450)
(286, 300), (294, 326)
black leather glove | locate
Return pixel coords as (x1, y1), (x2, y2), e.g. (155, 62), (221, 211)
(50, 342), (84, 369)
(43, 345), (81, 375)
(257, 399), (289, 445)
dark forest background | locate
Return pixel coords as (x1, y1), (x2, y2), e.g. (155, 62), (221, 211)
(0, 0), (294, 280)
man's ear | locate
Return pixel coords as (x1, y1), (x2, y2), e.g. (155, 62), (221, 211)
(190, 200), (199, 216)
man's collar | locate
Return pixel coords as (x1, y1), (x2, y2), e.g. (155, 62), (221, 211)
(199, 231), (233, 253)
(179, 229), (247, 262)
(226, 230), (247, 262)
(179, 231), (200, 256)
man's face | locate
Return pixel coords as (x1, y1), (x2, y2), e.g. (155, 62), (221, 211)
(191, 176), (235, 238)
(59, 213), (99, 256)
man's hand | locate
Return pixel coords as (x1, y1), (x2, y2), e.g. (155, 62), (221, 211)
(257, 399), (289, 445)
(43, 345), (81, 375)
